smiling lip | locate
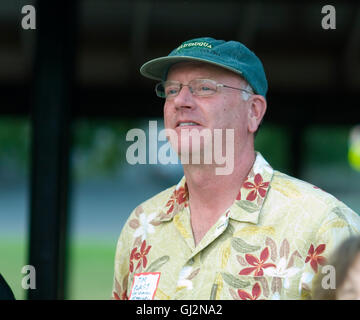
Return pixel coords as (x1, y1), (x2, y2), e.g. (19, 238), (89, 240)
(175, 120), (202, 128)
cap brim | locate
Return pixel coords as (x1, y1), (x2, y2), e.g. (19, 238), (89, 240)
(140, 55), (243, 81)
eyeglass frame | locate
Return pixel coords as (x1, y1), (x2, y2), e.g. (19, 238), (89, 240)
(154, 78), (254, 99)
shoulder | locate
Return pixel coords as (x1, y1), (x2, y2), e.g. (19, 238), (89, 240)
(269, 170), (360, 232)
(271, 170), (335, 203)
(115, 184), (177, 251)
(120, 184), (177, 233)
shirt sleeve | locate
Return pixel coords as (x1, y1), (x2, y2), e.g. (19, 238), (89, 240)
(299, 202), (360, 299)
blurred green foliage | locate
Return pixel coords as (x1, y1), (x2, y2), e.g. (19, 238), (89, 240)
(304, 125), (351, 165)
(255, 124), (291, 174)
(0, 118), (353, 180)
(0, 117), (30, 175)
(71, 118), (140, 180)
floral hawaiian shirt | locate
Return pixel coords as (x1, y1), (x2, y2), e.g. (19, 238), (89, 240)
(112, 152), (360, 300)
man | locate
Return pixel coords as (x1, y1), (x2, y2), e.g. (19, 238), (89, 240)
(112, 37), (360, 300)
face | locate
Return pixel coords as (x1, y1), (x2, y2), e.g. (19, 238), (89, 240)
(337, 253), (360, 300)
(163, 62), (259, 163)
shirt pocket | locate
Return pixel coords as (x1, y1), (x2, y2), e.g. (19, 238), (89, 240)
(213, 272), (302, 300)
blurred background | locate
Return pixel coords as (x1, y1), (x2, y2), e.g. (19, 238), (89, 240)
(0, 0), (359, 299)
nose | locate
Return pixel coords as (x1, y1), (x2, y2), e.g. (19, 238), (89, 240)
(172, 84), (195, 110)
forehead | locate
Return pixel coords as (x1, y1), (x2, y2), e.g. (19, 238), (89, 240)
(167, 61), (243, 83)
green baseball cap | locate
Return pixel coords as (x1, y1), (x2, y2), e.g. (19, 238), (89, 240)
(140, 37), (268, 97)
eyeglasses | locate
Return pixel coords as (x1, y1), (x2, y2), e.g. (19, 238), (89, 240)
(155, 78), (254, 99)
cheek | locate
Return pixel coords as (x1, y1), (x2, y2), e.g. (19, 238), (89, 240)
(163, 103), (172, 127)
(226, 102), (249, 129)
(214, 96), (239, 126)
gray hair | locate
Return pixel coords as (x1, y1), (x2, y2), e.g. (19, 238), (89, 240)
(241, 83), (254, 101)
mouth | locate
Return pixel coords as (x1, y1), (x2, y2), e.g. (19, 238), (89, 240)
(176, 121), (202, 128)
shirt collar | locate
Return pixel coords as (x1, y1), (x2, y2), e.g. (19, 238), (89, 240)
(157, 152), (274, 224)
(157, 177), (189, 222)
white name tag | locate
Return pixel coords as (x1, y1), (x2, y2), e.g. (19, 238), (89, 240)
(129, 272), (161, 300)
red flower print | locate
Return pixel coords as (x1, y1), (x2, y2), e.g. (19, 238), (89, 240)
(238, 283), (261, 300)
(165, 201), (175, 215)
(113, 290), (128, 300)
(175, 186), (187, 205)
(129, 240), (152, 272)
(121, 290), (128, 300)
(134, 240), (152, 270)
(165, 186), (188, 214)
(305, 244), (327, 273)
(243, 174), (270, 201)
(113, 276), (128, 300)
(129, 247), (137, 272)
(236, 190), (241, 200)
(239, 247), (276, 276)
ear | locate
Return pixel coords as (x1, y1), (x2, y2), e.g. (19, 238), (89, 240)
(247, 95), (267, 133)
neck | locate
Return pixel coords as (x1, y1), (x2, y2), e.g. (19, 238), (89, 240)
(183, 146), (256, 216)
(182, 144), (256, 246)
